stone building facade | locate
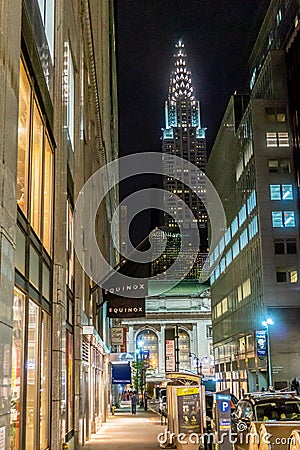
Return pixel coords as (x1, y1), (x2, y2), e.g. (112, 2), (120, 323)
(0, 1), (118, 449)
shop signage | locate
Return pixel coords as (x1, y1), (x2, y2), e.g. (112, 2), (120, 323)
(106, 296), (145, 318)
(111, 362), (131, 384)
(256, 330), (267, 358)
(165, 339), (175, 372)
(110, 352), (135, 362)
(111, 327), (124, 345)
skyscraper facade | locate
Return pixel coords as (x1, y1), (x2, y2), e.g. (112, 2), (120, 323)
(152, 41), (208, 281)
(162, 40), (207, 249)
(206, 0), (300, 396)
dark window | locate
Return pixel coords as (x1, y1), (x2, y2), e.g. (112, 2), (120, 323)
(274, 240), (285, 254)
(287, 240), (297, 254)
(277, 272), (287, 282)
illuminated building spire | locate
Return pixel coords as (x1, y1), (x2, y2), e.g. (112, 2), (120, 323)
(163, 39), (204, 136)
(169, 39), (195, 104)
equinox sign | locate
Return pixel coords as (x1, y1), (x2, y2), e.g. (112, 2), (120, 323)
(74, 152), (226, 297)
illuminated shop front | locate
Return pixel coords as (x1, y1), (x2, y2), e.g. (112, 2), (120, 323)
(11, 56), (54, 450)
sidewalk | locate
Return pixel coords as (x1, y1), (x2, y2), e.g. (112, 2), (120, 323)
(85, 401), (166, 450)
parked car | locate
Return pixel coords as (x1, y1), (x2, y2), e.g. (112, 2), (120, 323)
(232, 391), (300, 450)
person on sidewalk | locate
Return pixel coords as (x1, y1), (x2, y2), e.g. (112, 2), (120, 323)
(131, 391), (138, 415)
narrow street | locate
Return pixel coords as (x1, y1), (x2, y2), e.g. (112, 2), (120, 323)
(85, 402), (166, 450)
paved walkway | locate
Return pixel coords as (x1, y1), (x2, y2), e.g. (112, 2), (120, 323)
(85, 402), (167, 450)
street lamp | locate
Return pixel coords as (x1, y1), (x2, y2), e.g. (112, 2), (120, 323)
(136, 340), (145, 407)
(262, 318), (274, 389)
(189, 353), (208, 378)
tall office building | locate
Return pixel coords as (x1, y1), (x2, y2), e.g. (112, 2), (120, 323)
(153, 41), (208, 280)
(162, 40), (207, 244)
(206, 0), (300, 396)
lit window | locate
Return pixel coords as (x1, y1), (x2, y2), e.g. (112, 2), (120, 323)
(237, 285), (243, 302)
(226, 249), (232, 267)
(270, 184), (293, 200)
(231, 217), (238, 237)
(272, 211), (283, 227)
(243, 278), (251, 298)
(282, 185), (293, 199)
(239, 205), (247, 226)
(265, 107), (286, 122)
(270, 185), (281, 200)
(266, 132), (277, 147)
(225, 228), (231, 245)
(272, 211), (296, 228)
(240, 229), (248, 250)
(248, 216), (258, 239)
(266, 132), (289, 147)
(278, 132), (289, 147)
(290, 271), (298, 283)
(232, 240), (240, 258)
(17, 59), (54, 251)
(247, 191), (256, 214)
(284, 211), (295, 227)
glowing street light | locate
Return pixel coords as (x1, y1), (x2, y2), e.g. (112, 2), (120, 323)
(262, 318), (274, 389)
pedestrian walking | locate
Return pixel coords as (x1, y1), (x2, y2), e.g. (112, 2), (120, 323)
(291, 377), (300, 394)
(131, 391), (139, 414)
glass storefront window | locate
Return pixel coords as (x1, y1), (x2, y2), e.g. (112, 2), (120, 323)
(17, 61), (31, 214)
(42, 263), (50, 300)
(26, 300), (40, 450)
(66, 201), (74, 290)
(17, 58), (54, 255)
(40, 311), (50, 449)
(15, 227), (26, 275)
(29, 245), (40, 290)
(10, 288), (25, 450)
(66, 331), (74, 432)
(30, 102), (43, 237)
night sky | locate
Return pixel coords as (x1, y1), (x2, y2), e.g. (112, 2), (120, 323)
(115, 0), (270, 243)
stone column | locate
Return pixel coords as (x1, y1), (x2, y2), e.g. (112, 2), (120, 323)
(159, 324), (166, 376)
(0, 2), (22, 449)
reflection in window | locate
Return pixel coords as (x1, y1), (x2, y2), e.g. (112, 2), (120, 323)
(15, 227), (26, 275)
(66, 331), (74, 432)
(136, 330), (158, 372)
(30, 102), (43, 237)
(10, 288), (25, 449)
(17, 58), (54, 254)
(29, 245), (40, 289)
(26, 300), (40, 450)
(178, 329), (190, 371)
(40, 311), (50, 449)
(17, 60), (31, 214)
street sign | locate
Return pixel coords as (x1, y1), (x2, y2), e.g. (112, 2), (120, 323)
(218, 400), (231, 413)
